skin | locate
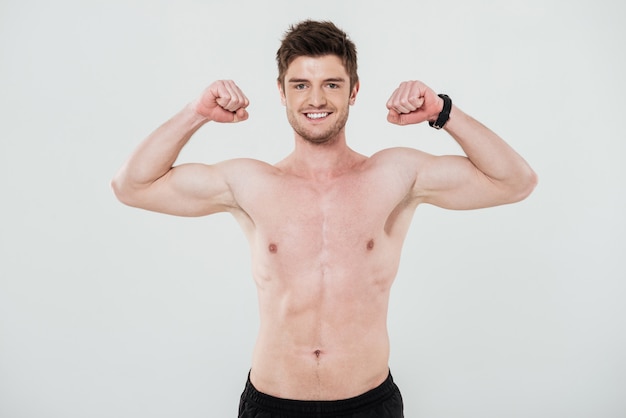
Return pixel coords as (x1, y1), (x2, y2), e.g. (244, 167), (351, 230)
(111, 54), (537, 401)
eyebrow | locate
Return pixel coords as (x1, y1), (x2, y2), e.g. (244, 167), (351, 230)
(287, 77), (347, 83)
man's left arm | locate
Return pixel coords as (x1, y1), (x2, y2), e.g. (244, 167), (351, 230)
(387, 80), (538, 209)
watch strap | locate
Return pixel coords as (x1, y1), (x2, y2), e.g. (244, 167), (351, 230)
(429, 94), (452, 130)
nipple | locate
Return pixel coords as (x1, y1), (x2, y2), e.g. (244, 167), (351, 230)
(367, 239), (375, 251)
(269, 243), (278, 253)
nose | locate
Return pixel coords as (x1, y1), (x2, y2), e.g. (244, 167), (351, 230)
(308, 86), (327, 107)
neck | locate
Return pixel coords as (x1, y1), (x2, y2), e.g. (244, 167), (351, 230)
(282, 133), (362, 180)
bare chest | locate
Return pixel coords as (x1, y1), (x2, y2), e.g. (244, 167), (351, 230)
(237, 171), (413, 265)
(279, 185), (374, 243)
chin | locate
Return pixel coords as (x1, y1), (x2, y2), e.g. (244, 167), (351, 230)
(302, 134), (338, 146)
(295, 126), (343, 146)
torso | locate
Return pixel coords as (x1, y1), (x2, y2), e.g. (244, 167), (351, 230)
(228, 148), (419, 400)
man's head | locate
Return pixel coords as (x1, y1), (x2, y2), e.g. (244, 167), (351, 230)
(276, 20), (358, 91)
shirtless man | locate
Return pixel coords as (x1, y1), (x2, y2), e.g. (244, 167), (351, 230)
(112, 20), (537, 418)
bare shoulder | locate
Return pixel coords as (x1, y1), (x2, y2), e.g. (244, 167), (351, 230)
(157, 157), (278, 217)
(368, 147), (432, 166)
(218, 157), (283, 199)
(219, 157), (276, 170)
(366, 147), (434, 182)
(355, 147), (434, 201)
(216, 157), (280, 184)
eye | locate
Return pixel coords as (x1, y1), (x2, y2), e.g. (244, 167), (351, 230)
(294, 83), (307, 90)
(327, 83), (339, 89)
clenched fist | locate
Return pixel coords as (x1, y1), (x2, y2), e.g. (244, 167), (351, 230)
(386, 80), (444, 126)
(193, 80), (250, 123)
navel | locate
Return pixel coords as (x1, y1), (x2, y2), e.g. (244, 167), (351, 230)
(366, 239), (375, 251)
(268, 243), (278, 253)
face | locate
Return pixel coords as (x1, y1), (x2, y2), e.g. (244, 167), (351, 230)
(279, 55), (359, 145)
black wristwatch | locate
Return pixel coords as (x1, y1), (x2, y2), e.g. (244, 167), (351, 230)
(429, 94), (452, 130)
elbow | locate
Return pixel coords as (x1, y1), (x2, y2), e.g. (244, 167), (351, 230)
(509, 167), (538, 203)
(110, 173), (138, 207)
(522, 167), (539, 199)
(110, 175), (128, 205)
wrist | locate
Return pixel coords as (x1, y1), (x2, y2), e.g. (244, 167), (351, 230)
(187, 101), (212, 124)
(429, 94), (452, 130)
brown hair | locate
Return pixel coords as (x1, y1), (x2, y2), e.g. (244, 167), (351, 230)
(276, 20), (358, 90)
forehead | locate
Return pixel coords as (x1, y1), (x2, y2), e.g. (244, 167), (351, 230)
(285, 55), (348, 80)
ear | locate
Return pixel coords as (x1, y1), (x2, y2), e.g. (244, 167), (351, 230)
(349, 81), (360, 105)
(277, 80), (286, 106)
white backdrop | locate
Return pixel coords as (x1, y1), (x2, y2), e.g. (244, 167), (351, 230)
(1, 0), (624, 417)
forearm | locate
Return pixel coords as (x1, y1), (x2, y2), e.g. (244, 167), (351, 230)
(443, 105), (537, 193)
(112, 103), (208, 195)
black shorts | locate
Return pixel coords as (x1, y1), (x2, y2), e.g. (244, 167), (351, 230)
(238, 372), (404, 418)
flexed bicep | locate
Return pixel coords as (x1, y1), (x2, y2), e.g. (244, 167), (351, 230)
(414, 154), (517, 210)
(112, 80), (252, 215)
(119, 162), (237, 217)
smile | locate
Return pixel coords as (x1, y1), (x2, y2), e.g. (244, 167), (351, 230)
(306, 112), (329, 120)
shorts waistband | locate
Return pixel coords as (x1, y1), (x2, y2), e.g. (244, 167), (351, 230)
(241, 371), (399, 416)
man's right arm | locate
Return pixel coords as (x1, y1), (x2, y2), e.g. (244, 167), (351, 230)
(111, 80), (250, 216)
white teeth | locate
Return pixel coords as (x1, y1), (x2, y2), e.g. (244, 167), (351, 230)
(306, 112), (328, 119)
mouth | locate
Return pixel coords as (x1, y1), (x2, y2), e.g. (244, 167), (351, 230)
(305, 112), (331, 120)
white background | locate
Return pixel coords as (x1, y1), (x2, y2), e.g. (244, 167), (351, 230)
(1, 0), (624, 417)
